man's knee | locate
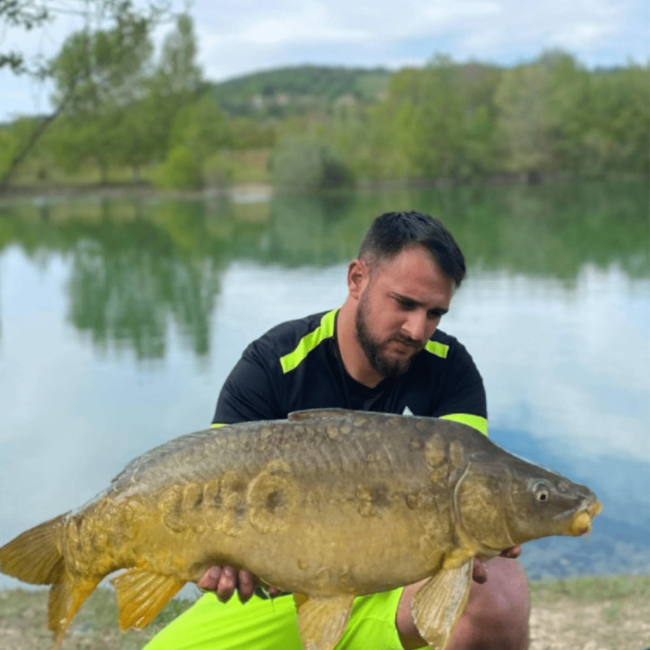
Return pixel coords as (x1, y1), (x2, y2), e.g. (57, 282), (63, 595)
(449, 558), (530, 650)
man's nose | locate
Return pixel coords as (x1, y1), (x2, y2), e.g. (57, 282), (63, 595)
(402, 310), (428, 342)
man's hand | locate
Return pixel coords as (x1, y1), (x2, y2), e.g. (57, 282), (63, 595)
(472, 546), (521, 584)
(197, 566), (282, 603)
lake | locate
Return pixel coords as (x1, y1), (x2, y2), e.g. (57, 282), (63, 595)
(0, 179), (648, 589)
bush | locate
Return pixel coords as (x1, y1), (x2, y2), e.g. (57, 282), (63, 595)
(156, 145), (203, 190)
(270, 136), (355, 191)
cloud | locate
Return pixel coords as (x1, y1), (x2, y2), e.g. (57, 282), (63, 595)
(190, 0), (648, 85)
(1, 0), (648, 120)
(195, 0), (503, 46)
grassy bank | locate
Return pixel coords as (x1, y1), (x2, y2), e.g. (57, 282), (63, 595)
(1, 575), (648, 649)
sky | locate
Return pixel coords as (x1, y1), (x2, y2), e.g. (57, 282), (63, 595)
(1, 0), (649, 122)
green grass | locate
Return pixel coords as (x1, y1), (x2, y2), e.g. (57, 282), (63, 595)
(529, 573), (650, 602)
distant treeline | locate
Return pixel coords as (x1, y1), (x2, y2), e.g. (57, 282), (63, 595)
(0, 14), (647, 192)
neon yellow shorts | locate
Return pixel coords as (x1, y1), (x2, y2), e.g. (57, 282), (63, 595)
(143, 589), (408, 650)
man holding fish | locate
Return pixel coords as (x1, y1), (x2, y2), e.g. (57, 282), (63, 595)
(146, 211), (530, 649)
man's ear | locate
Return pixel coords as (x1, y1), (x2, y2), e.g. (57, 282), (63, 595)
(347, 259), (368, 299)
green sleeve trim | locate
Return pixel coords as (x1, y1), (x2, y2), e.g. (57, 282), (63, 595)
(210, 423), (226, 429)
(280, 309), (338, 374)
(440, 413), (488, 436)
(424, 340), (449, 358)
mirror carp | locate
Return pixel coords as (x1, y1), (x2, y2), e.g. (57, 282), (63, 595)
(0, 409), (602, 650)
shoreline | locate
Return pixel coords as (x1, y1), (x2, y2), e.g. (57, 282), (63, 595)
(1, 173), (646, 204)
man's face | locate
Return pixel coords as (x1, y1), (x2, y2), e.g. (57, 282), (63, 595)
(354, 245), (455, 379)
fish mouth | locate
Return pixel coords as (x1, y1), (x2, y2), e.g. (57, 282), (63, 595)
(567, 499), (603, 536)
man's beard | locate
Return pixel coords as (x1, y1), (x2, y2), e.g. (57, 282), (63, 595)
(355, 289), (423, 379)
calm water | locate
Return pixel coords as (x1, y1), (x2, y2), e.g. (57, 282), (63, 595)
(0, 180), (648, 590)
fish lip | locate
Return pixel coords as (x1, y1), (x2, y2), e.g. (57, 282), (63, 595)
(588, 499), (603, 518)
(566, 498), (602, 536)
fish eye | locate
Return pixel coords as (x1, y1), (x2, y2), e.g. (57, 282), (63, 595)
(534, 481), (551, 503)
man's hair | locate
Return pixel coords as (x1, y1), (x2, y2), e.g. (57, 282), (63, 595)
(358, 211), (466, 287)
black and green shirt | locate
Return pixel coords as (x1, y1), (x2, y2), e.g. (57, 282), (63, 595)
(213, 308), (487, 435)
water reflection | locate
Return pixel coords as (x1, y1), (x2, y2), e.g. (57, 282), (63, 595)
(0, 180), (648, 587)
(0, 181), (647, 361)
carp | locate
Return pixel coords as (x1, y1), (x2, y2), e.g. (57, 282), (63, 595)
(0, 409), (601, 650)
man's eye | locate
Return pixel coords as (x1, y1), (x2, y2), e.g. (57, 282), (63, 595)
(398, 299), (416, 309)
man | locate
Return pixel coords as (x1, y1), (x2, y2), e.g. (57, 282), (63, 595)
(145, 211), (529, 650)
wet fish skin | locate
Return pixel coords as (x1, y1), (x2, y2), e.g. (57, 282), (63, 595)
(0, 409), (601, 650)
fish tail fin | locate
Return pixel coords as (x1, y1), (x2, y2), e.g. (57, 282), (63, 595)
(0, 513), (101, 647)
(49, 573), (102, 645)
(0, 514), (68, 585)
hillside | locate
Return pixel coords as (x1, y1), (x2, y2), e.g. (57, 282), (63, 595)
(208, 65), (391, 116)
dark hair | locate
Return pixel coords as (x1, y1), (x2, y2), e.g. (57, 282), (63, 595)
(358, 211), (466, 286)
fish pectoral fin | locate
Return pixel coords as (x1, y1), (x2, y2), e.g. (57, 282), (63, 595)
(110, 569), (185, 631)
(293, 593), (355, 650)
(412, 562), (472, 650)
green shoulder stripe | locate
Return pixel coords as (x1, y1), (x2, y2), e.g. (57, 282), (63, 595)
(424, 340), (449, 358)
(440, 413), (488, 436)
(210, 423), (226, 429)
(280, 309), (338, 374)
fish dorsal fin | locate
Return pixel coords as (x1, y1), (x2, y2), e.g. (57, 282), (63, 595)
(412, 561), (472, 650)
(288, 409), (352, 421)
(293, 593), (355, 650)
(111, 569), (184, 630)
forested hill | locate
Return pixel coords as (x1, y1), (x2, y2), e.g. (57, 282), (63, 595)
(208, 65), (391, 115)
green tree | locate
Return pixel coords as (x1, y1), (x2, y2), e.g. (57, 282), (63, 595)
(1, 0), (165, 74)
(585, 64), (650, 175)
(46, 16), (154, 182)
(494, 51), (590, 181)
(372, 56), (501, 181)
(111, 92), (171, 182)
(141, 13), (206, 182)
(0, 0), (167, 191)
(170, 96), (229, 166)
(0, 118), (31, 177)
(156, 13), (201, 96)
(156, 94), (229, 189)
